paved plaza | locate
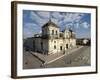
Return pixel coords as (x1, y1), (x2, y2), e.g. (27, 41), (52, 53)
(23, 46), (91, 69)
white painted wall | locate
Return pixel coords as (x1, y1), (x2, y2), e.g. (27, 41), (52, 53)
(0, 0), (100, 80)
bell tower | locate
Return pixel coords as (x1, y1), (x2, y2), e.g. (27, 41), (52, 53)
(42, 19), (59, 39)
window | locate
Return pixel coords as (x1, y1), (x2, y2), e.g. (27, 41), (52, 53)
(54, 41), (56, 43)
(54, 45), (56, 49)
(56, 30), (57, 35)
(52, 30), (54, 35)
(66, 44), (68, 49)
(60, 46), (62, 50)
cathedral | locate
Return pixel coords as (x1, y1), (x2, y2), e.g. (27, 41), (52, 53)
(32, 19), (76, 55)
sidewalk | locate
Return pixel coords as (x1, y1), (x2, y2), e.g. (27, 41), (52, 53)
(31, 46), (83, 65)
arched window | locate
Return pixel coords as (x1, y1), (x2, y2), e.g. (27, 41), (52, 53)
(54, 45), (56, 49)
(52, 30), (54, 35)
(66, 44), (68, 49)
(56, 30), (57, 35)
(60, 46), (62, 50)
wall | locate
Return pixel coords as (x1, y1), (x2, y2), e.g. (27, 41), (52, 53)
(0, 0), (100, 80)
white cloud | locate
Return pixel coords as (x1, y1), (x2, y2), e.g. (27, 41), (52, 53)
(30, 11), (49, 27)
(23, 22), (42, 38)
(63, 13), (84, 23)
(29, 11), (85, 29)
(30, 11), (41, 24)
(24, 10), (91, 38)
(29, 11), (90, 30)
(23, 28), (34, 39)
(24, 23), (38, 28)
(74, 22), (80, 29)
(56, 13), (85, 29)
(73, 13), (84, 22)
(36, 11), (50, 19)
(51, 12), (64, 20)
(81, 22), (90, 29)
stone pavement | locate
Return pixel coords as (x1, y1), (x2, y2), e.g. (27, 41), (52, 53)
(30, 46), (83, 65)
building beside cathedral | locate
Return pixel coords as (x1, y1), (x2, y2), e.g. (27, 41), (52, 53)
(29, 19), (76, 55)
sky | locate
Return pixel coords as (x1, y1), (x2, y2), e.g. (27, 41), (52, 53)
(23, 10), (91, 39)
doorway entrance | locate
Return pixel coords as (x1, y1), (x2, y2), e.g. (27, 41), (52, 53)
(60, 46), (62, 51)
(66, 44), (68, 49)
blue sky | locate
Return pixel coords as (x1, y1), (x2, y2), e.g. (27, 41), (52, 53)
(23, 10), (91, 39)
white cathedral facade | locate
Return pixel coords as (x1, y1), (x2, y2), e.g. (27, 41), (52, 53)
(33, 20), (76, 55)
